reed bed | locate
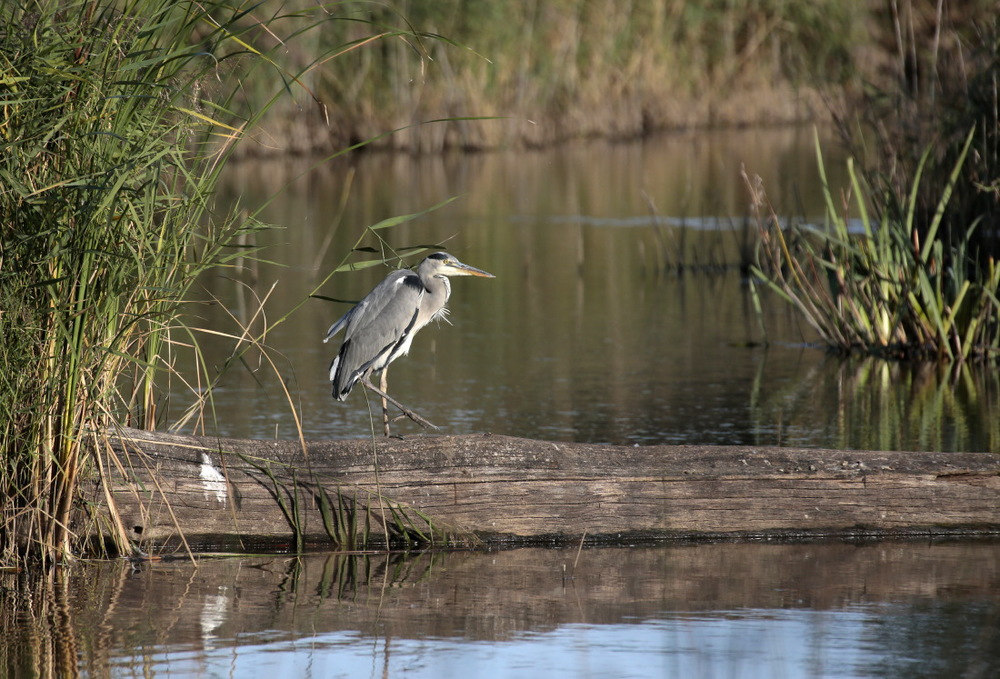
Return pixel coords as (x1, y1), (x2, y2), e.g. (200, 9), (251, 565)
(0, 0), (269, 562)
(234, 0), (998, 156)
(748, 5), (1000, 361)
(224, 0), (863, 154)
(0, 0), (455, 563)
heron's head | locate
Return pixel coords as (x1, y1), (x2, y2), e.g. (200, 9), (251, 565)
(421, 252), (495, 278)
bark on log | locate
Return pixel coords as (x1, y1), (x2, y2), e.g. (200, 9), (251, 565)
(83, 428), (1000, 552)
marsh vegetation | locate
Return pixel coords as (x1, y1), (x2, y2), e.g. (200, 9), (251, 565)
(1, 0), (998, 565)
(749, 1), (1000, 361)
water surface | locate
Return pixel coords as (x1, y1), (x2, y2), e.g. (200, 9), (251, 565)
(11, 127), (1000, 679)
(6, 541), (1000, 678)
(173, 127), (999, 451)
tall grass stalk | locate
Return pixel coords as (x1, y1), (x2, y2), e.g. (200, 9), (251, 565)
(0, 0), (264, 562)
(748, 129), (1000, 362)
(2, 0), (475, 563)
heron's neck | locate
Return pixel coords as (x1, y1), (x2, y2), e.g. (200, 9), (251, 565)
(437, 275), (452, 300)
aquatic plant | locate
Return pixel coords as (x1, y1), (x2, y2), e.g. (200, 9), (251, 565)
(749, 7), (1000, 362)
(748, 130), (1000, 362)
(0, 0), (461, 563)
(217, 0), (863, 152)
(0, 0), (274, 562)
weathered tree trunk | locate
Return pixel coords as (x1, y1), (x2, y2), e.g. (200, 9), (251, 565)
(80, 428), (1000, 553)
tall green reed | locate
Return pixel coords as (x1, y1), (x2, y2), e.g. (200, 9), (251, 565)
(1, 0), (258, 562)
(747, 129), (1000, 362)
(0, 0), (333, 562)
(1, 0), (476, 562)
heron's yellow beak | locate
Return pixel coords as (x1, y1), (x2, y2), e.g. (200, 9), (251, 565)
(449, 262), (495, 278)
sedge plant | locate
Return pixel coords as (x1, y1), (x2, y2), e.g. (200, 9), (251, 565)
(0, 0), (467, 563)
(748, 128), (1000, 362)
(0, 0), (277, 563)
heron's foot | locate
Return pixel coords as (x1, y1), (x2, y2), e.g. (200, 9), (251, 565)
(360, 376), (439, 434)
(390, 408), (438, 431)
(380, 372), (391, 437)
(390, 410), (438, 430)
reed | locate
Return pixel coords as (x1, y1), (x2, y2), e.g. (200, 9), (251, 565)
(748, 129), (1000, 362)
(0, 0), (265, 562)
(225, 0), (863, 153)
(0, 0), (457, 563)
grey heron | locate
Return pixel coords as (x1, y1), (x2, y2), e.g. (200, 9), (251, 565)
(323, 252), (495, 435)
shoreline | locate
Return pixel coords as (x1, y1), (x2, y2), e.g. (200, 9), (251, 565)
(234, 83), (839, 157)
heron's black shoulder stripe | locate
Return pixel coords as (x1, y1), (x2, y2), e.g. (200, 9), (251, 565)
(401, 273), (427, 294)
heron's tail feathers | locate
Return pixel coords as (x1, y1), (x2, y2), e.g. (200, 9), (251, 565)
(329, 355), (354, 401)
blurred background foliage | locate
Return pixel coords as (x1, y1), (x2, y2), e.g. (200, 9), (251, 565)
(213, 0), (992, 154)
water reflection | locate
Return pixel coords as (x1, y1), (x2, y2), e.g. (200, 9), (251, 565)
(761, 357), (1000, 452)
(5, 542), (1000, 677)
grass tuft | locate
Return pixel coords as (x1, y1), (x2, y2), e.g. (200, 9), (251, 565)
(747, 129), (1000, 362)
(0, 0), (461, 563)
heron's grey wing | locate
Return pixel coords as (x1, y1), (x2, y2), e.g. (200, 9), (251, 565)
(322, 307), (354, 343)
(323, 269), (409, 343)
(329, 272), (425, 399)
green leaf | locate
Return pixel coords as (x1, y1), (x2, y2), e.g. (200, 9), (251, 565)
(368, 195), (460, 230)
(922, 126), (976, 261)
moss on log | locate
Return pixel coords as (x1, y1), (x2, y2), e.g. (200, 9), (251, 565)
(82, 428), (1000, 552)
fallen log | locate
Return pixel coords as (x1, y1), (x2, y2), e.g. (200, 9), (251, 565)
(81, 427), (1000, 552)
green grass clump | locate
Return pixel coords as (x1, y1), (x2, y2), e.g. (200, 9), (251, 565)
(1, 0), (479, 563)
(749, 130), (1000, 362)
(0, 0), (286, 562)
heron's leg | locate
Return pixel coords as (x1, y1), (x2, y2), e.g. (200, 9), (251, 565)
(379, 368), (390, 436)
(360, 375), (439, 431)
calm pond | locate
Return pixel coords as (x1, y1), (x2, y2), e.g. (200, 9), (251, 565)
(9, 127), (1000, 678)
(6, 542), (1000, 677)
(186, 126), (998, 451)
